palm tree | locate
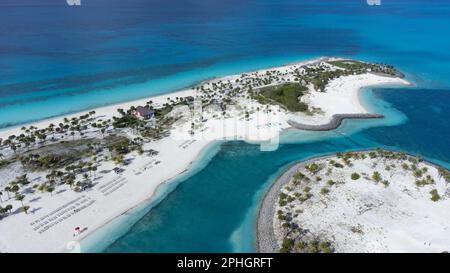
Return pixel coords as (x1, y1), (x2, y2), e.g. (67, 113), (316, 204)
(87, 164), (94, 177)
(37, 133), (47, 145)
(4, 186), (11, 199)
(46, 172), (55, 182)
(66, 177), (76, 190)
(47, 186), (55, 196)
(10, 144), (17, 154)
(47, 124), (55, 139)
(0, 206), (6, 218)
(10, 184), (20, 195)
(37, 184), (46, 193)
(117, 108), (125, 116)
(1, 204), (13, 215)
(22, 205), (30, 214)
(16, 174), (30, 186)
(91, 166), (97, 178)
(5, 204), (12, 213)
(15, 194), (25, 207)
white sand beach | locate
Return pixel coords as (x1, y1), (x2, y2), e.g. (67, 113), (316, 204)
(0, 58), (410, 252)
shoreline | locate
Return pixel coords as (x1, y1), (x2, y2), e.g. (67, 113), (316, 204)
(256, 150), (448, 253)
(81, 74), (408, 253)
(257, 154), (334, 253)
(0, 57), (327, 134)
(0, 56), (408, 137)
(76, 140), (222, 253)
(0, 57), (411, 253)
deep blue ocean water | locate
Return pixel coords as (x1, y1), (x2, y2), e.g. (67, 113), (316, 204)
(0, 0), (449, 252)
(1, 0), (450, 126)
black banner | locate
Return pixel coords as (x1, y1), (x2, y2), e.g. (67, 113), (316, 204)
(0, 253), (447, 272)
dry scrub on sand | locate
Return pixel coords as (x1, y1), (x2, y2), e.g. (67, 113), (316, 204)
(272, 149), (450, 253)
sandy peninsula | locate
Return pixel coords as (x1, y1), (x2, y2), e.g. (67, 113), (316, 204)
(0, 57), (410, 252)
(258, 149), (450, 253)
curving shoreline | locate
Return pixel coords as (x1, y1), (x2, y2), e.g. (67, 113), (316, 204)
(0, 57), (410, 252)
(256, 155), (334, 253)
(287, 113), (384, 131)
(256, 150), (449, 253)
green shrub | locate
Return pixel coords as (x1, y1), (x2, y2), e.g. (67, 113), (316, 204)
(306, 163), (319, 174)
(319, 241), (333, 253)
(296, 241), (306, 250)
(280, 238), (294, 253)
(430, 189), (441, 202)
(308, 241), (319, 253)
(372, 171), (382, 182)
(351, 173), (360, 180)
(280, 247), (289, 253)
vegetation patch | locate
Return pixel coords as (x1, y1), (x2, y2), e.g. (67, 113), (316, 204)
(18, 138), (100, 171)
(351, 172), (360, 180)
(0, 159), (13, 170)
(328, 60), (399, 76)
(272, 149), (449, 253)
(430, 189), (441, 202)
(256, 83), (309, 112)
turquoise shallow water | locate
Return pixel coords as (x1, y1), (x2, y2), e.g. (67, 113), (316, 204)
(101, 87), (450, 253)
(0, 1), (449, 252)
(1, 0), (450, 127)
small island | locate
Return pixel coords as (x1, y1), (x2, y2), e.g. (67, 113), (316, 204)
(258, 149), (450, 253)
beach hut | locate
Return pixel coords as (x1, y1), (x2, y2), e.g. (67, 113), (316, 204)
(133, 106), (155, 120)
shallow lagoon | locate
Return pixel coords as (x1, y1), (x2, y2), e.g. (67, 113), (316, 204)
(99, 86), (450, 253)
